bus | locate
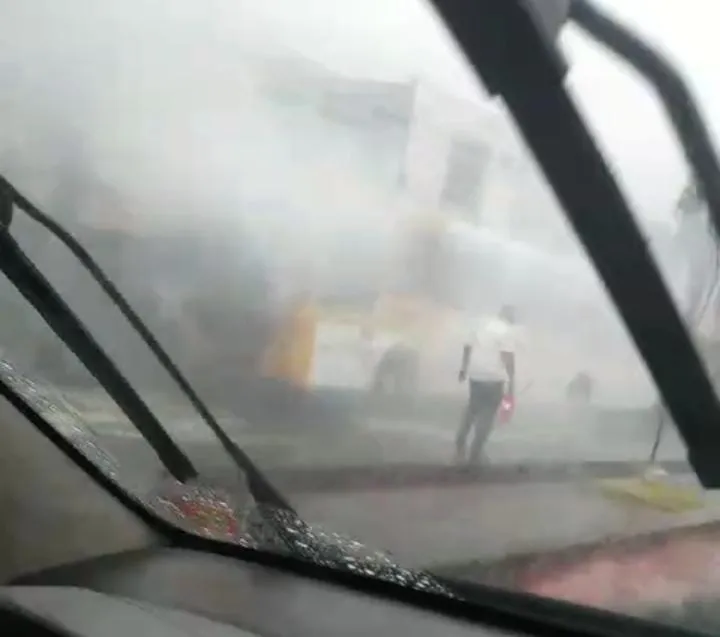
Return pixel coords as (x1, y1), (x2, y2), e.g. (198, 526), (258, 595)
(260, 201), (653, 409)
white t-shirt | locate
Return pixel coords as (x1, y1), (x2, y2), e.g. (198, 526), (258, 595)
(466, 316), (518, 382)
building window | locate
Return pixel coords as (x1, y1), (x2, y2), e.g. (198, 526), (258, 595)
(440, 139), (489, 218)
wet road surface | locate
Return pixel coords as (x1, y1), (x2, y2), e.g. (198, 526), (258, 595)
(33, 388), (720, 576)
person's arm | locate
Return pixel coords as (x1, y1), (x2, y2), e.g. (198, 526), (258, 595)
(459, 343), (472, 382)
(500, 325), (517, 397)
(500, 350), (515, 397)
(459, 323), (474, 382)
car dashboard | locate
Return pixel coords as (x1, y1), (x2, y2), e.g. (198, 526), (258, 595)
(7, 548), (512, 637)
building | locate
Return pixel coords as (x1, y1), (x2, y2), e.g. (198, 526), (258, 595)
(257, 60), (576, 253)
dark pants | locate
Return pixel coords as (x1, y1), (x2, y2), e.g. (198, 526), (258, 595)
(456, 380), (505, 464)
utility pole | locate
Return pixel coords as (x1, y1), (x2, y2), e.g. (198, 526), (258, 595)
(648, 182), (720, 472)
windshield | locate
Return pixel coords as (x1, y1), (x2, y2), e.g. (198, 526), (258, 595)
(0, 0), (719, 629)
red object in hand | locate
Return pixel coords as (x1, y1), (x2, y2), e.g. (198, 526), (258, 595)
(498, 395), (515, 424)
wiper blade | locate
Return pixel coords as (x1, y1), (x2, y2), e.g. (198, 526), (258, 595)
(569, 0), (720, 237)
(0, 176), (293, 511)
(0, 185), (196, 482)
(429, 0), (720, 486)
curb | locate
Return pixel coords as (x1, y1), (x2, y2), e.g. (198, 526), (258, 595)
(265, 460), (693, 492)
(428, 518), (720, 590)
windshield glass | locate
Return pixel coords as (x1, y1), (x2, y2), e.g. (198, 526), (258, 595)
(0, 0), (718, 628)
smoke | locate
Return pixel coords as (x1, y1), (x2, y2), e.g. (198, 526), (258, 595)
(0, 0), (675, 469)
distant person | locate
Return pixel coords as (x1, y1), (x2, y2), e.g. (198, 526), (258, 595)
(566, 371), (594, 405)
(455, 305), (518, 465)
(372, 339), (420, 397)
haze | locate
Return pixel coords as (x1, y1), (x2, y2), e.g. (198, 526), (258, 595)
(0, 0), (710, 418)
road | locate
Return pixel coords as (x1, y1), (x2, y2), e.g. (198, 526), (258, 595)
(60, 387), (688, 467)
(46, 387), (720, 577)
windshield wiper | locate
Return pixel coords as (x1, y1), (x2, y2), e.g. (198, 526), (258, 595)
(569, 0), (720, 229)
(429, 0), (720, 486)
(0, 176), (293, 511)
(0, 183), (196, 482)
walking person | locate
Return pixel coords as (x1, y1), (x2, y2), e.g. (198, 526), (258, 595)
(455, 305), (518, 465)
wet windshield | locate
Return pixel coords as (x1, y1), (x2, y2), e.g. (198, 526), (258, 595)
(0, 0), (719, 629)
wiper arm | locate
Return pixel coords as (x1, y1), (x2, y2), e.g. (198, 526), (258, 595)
(0, 185), (196, 482)
(569, 0), (720, 239)
(0, 176), (294, 513)
(429, 0), (720, 486)
(0, 176), (293, 512)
